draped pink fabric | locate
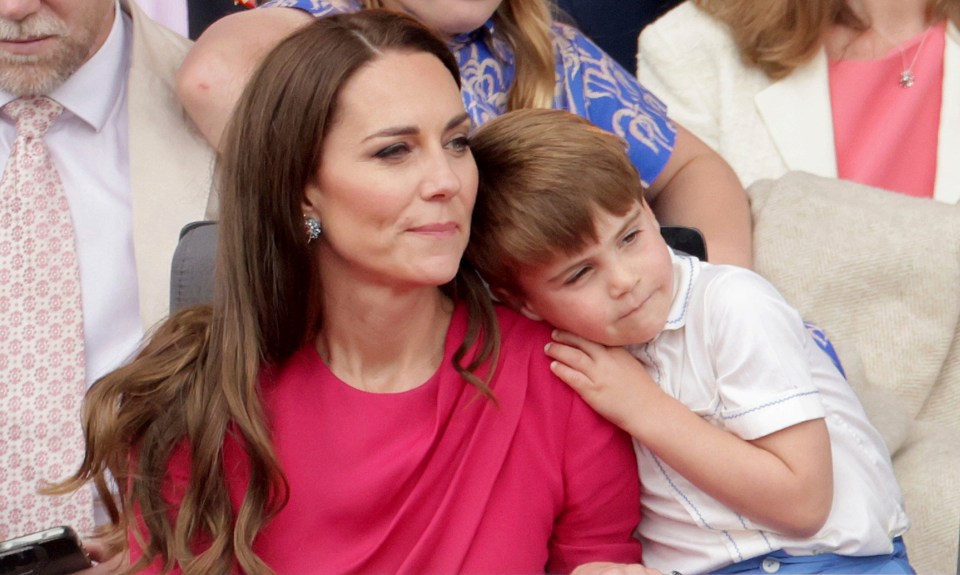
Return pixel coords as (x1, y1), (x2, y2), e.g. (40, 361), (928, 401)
(133, 304), (642, 573)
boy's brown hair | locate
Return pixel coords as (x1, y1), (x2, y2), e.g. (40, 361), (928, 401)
(467, 108), (646, 302)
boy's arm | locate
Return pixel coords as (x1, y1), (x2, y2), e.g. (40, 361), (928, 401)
(546, 331), (833, 538)
(176, 7), (315, 148)
(645, 125), (753, 269)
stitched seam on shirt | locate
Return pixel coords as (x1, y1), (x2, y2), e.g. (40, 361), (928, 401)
(721, 390), (821, 420)
(651, 453), (744, 562)
(639, 345), (662, 386)
(735, 512), (775, 553)
(665, 255), (696, 328)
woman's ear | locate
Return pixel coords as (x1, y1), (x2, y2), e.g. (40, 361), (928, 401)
(302, 180), (321, 216)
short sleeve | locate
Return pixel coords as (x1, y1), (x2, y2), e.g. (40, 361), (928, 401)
(704, 269), (826, 440)
(552, 23), (677, 187)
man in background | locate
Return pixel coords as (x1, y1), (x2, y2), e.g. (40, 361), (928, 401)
(0, 0), (215, 539)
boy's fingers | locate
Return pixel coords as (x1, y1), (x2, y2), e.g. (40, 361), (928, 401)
(549, 359), (594, 391)
(551, 329), (597, 352)
(545, 341), (592, 371)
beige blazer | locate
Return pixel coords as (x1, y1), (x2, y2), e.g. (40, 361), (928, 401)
(123, 0), (217, 329)
(638, 1), (960, 204)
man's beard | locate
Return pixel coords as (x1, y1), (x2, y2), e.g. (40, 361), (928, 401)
(0, 13), (93, 96)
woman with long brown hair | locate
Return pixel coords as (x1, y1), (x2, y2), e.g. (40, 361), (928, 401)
(638, 0), (960, 202)
(174, 0), (754, 269)
(55, 10), (648, 575)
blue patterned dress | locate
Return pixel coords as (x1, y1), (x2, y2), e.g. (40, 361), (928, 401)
(260, 0), (677, 186)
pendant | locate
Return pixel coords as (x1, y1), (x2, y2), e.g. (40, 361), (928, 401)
(899, 70), (915, 88)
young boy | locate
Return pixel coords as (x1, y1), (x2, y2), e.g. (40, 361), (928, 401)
(466, 109), (913, 574)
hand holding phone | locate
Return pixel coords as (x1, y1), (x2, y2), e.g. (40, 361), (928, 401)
(0, 526), (93, 575)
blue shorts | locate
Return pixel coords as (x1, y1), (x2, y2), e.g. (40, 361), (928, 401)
(710, 537), (913, 574)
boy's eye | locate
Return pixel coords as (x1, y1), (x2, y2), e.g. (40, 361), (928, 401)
(374, 142), (410, 159)
(563, 266), (591, 286)
(621, 229), (640, 246)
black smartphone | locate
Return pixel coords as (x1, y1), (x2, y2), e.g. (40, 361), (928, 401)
(0, 526), (92, 575)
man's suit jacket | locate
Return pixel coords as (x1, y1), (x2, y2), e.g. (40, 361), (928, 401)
(124, 0), (217, 330)
(638, 1), (960, 204)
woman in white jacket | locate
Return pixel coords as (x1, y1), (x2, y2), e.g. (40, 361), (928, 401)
(638, 0), (960, 203)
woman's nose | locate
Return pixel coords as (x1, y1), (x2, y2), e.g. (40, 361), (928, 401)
(419, 152), (462, 200)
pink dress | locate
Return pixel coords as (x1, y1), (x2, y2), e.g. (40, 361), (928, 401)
(829, 22), (946, 198)
(131, 304), (642, 573)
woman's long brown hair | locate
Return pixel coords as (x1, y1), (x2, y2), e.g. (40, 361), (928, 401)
(694, 0), (960, 79)
(52, 10), (499, 575)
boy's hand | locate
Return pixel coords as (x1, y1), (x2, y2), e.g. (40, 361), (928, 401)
(545, 329), (662, 433)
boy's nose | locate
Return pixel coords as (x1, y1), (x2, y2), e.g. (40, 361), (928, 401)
(608, 267), (638, 298)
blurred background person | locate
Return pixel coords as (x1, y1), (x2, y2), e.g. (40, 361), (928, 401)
(638, 0), (960, 202)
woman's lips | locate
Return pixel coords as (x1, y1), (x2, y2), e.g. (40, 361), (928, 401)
(409, 221), (459, 238)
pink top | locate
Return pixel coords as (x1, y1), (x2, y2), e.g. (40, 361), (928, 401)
(829, 22), (945, 198)
(131, 304), (642, 573)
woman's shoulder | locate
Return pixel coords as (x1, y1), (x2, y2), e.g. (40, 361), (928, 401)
(640, 1), (738, 54)
(493, 304), (554, 348)
(549, 20), (615, 63)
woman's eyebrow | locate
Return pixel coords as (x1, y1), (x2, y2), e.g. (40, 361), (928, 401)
(362, 113), (471, 142)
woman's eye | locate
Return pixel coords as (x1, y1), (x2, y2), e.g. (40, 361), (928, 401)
(447, 136), (470, 153)
(374, 143), (410, 159)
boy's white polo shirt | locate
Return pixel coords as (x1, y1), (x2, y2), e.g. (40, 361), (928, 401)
(626, 251), (909, 574)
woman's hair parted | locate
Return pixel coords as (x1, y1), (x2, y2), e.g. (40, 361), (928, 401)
(52, 10), (498, 575)
(466, 109), (645, 303)
(694, 0), (960, 79)
(363, 0), (557, 109)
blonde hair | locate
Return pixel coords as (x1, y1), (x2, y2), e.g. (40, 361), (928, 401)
(53, 11), (499, 575)
(364, 0), (557, 109)
(466, 108), (645, 301)
(694, 0), (960, 79)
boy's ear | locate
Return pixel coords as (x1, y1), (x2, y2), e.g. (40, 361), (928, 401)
(490, 287), (544, 321)
(518, 302), (544, 322)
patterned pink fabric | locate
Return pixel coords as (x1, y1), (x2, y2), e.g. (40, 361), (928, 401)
(0, 96), (93, 538)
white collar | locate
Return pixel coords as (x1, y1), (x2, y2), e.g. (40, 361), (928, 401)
(0, 0), (129, 131)
(661, 248), (701, 333)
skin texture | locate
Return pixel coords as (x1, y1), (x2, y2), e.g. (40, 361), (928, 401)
(513, 201), (834, 540)
(518, 202), (673, 347)
(302, 50), (477, 394)
(0, 0), (115, 95)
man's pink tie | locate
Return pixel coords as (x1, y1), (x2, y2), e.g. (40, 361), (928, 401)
(0, 96), (94, 538)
